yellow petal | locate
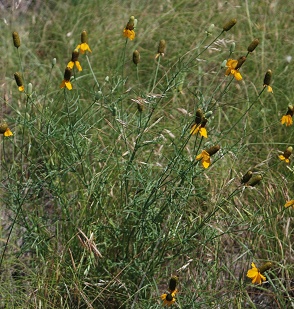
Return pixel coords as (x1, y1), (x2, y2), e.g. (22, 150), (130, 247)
(199, 127), (208, 138)
(278, 155), (285, 161)
(65, 80), (72, 90)
(284, 200), (294, 208)
(67, 61), (74, 69)
(190, 124), (199, 135)
(233, 71), (242, 81)
(75, 61), (82, 71)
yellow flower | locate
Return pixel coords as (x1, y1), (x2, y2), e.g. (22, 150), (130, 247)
(60, 67), (72, 90)
(123, 16), (136, 40)
(161, 291), (176, 307)
(190, 124), (207, 138)
(246, 262), (266, 284)
(0, 122), (13, 137)
(281, 115), (293, 126)
(76, 30), (92, 54)
(281, 105), (293, 126)
(225, 57), (246, 81)
(67, 49), (82, 71)
(196, 150), (211, 168)
(284, 200), (294, 209)
(196, 145), (220, 169)
(190, 109), (208, 138)
(278, 146), (292, 164)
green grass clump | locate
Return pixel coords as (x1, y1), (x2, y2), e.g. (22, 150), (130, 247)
(0, 1), (293, 308)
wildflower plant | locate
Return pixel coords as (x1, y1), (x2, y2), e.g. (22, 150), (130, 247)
(1, 3), (293, 309)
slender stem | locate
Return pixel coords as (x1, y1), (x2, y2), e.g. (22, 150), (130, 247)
(86, 54), (100, 90)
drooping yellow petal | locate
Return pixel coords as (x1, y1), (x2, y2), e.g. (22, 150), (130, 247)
(18, 85), (24, 92)
(233, 70), (242, 81)
(266, 85), (273, 93)
(281, 115), (293, 126)
(4, 128), (13, 136)
(75, 61), (82, 71)
(123, 28), (135, 40)
(199, 127), (208, 138)
(67, 61), (74, 69)
(65, 80), (72, 90)
(284, 200), (294, 208)
(190, 124), (200, 135)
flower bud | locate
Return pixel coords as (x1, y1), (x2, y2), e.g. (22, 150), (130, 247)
(206, 145), (220, 156)
(168, 276), (178, 292)
(133, 50), (140, 65)
(259, 262), (272, 274)
(205, 111), (213, 119)
(12, 31), (20, 48)
(221, 60), (227, 68)
(27, 83), (33, 96)
(230, 42), (236, 54)
(247, 175), (262, 187)
(137, 102), (144, 113)
(206, 24), (215, 35)
(52, 58), (57, 67)
(223, 19), (237, 31)
(241, 170), (253, 184)
(247, 38), (259, 53)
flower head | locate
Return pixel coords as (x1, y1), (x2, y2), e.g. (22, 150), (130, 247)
(196, 145), (220, 168)
(263, 70), (273, 92)
(14, 72), (24, 92)
(161, 291), (176, 307)
(278, 146), (292, 163)
(190, 109), (208, 137)
(241, 170), (253, 184)
(67, 49), (82, 71)
(284, 200), (294, 209)
(281, 105), (294, 126)
(0, 122), (13, 137)
(60, 67), (72, 90)
(247, 262), (272, 284)
(168, 276), (178, 293)
(225, 56), (246, 81)
(76, 30), (92, 54)
(123, 16), (136, 40)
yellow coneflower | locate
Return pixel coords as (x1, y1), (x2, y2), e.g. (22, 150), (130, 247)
(280, 105), (293, 126)
(247, 262), (272, 284)
(67, 49), (82, 71)
(14, 72), (24, 92)
(0, 122), (13, 137)
(123, 16), (136, 40)
(76, 30), (92, 54)
(225, 56), (246, 81)
(196, 145), (220, 168)
(278, 146), (292, 163)
(60, 67), (73, 90)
